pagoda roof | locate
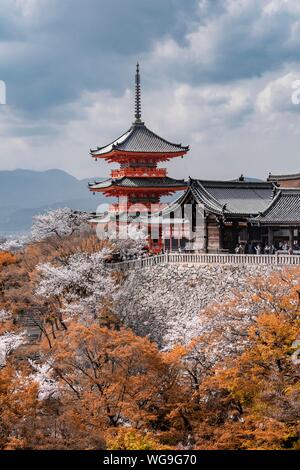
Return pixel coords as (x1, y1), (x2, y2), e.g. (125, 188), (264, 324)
(90, 122), (189, 158)
(249, 189), (300, 225)
(89, 176), (187, 191)
(188, 179), (275, 217)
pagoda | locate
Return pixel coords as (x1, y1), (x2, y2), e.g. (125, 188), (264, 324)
(89, 64), (189, 251)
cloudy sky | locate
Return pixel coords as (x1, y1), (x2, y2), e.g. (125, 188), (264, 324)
(1, 0), (300, 180)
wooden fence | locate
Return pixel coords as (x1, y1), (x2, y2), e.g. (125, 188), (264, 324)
(106, 252), (300, 270)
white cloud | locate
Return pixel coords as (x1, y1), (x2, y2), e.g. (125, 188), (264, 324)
(2, 65), (300, 181)
(256, 72), (300, 114)
(1, 0), (300, 182)
(149, 0), (300, 84)
(15, 0), (41, 17)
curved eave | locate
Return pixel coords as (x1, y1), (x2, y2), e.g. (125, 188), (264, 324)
(249, 190), (282, 221)
(88, 179), (112, 191)
(155, 188), (192, 217)
(249, 189), (300, 225)
(89, 185), (187, 193)
(190, 181), (224, 216)
(90, 149), (188, 162)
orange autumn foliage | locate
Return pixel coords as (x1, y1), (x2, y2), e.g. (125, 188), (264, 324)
(0, 365), (39, 449)
(0, 252), (17, 268)
(46, 323), (181, 436)
(1, 230), (300, 450)
(194, 312), (300, 450)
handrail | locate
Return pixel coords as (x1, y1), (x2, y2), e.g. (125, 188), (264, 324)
(111, 168), (167, 178)
(105, 252), (300, 270)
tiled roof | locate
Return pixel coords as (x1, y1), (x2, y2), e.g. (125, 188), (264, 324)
(268, 173), (300, 182)
(89, 177), (187, 190)
(250, 189), (300, 225)
(91, 122), (189, 156)
(189, 179), (275, 216)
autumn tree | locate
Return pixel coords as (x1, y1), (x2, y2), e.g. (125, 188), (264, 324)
(196, 311), (300, 450)
(181, 269), (300, 450)
(37, 322), (184, 449)
(0, 252), (17, 267)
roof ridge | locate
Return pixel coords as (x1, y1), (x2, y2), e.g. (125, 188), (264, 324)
(194, 179), (273, 188)
(254, 189), (282, 218)
(191, 181), (224, 214)
(90, 127), (133, 154)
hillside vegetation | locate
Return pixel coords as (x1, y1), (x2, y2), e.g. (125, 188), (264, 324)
(0, 209), (299, 450)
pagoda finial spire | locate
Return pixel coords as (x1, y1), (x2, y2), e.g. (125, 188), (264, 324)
(134, 62), (142, 123)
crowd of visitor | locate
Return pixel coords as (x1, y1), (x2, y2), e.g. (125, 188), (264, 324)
(107, 241), (300, 263)
(234, 241), (300, 255)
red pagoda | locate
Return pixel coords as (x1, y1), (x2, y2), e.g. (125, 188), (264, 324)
(89, 64), (189, 251)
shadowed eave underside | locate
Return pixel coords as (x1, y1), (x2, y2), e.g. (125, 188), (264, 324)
(89, 176), (187, 191)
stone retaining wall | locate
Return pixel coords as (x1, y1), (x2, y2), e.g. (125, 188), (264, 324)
(116, 263), (282, 347)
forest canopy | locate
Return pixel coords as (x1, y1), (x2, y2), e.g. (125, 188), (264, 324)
(0, 209), (299, 450)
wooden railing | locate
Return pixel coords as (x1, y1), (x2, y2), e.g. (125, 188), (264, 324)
(111, 168), (167, 178)
(106, 253), (300, 270)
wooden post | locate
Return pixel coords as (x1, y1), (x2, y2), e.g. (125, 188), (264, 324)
(289, 227), (294, 249)
(170, 222), (173, 253)
(204, 215), (208, 253)
(192, 204), (206, 252)
(219, 219), (224, 252)
(268, 227), (273, 246)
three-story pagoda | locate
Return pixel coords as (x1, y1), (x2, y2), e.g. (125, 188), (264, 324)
(89, 64), (189, 216)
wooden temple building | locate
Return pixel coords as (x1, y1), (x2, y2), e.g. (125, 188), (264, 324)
(88, 66), (300, 254)
(164, 176), (300, 253)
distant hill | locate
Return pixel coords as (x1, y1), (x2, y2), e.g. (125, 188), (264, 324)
(0, 170), (263, 236)
(0, 169), (107, 235)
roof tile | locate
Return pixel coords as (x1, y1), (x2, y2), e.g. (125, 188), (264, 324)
(91, 123), (189, 156)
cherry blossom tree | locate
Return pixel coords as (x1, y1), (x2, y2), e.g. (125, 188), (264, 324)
(28, 359), (59, 400)
(0, 310), (26, 367)
(35, 249), (116, 320)
(112, 225), (148, 259)
(0, 236), (29, 252)
(0, 309), (11, 322)
(31, 208), (89, 242)
(0, 332), (26, 367)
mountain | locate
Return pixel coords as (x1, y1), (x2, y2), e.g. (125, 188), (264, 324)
(0, 169), (106, 235)
(0, 170), (263, 236)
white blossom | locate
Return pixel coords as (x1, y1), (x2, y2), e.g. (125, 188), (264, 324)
(0, 235), (29, 252)
(28, 359), (59, 400)
(31, 207), (89, 241)
(35, 249), (116, 319)
(116, 264), (283, 353)
(127, 224), (148, 242)
(113, 235), (147, 259)
(0, 331), (26, 366)
(0, 309), (12, 322)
